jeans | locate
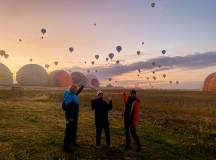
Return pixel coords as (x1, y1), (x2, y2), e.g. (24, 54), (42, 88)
(64, 120), (78, 150)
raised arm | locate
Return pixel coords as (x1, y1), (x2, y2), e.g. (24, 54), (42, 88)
(76, 85), (84, 96)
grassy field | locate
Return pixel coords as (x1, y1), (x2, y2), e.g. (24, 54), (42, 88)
(0, 89), (216, 160)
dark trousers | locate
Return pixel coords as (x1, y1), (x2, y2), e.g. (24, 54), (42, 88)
(124, 121), (141, 147)
(96, 123), (110, 146)
(64, 120), (78, 150)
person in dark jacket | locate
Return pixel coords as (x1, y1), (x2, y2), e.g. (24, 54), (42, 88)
(122, 89), (141, 152)
(63, 84), (84, 152)
(91, 90), (112, 147)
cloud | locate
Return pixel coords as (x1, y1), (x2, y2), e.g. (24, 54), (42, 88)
(67, 51), (216, 80)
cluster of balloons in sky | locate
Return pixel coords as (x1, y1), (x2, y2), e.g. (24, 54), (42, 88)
(16, 26), (179, 88)
(9, 1), (181, 88)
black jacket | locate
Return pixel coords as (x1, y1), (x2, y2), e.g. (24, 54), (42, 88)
(91, 98), (112, 126)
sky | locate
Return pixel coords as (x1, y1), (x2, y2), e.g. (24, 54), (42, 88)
(0, 0), (216, 89)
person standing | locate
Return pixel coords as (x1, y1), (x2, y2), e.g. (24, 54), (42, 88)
(62, 85), (84, 152)
(122, 90), (141, 152)
(91, 91), (112, 147)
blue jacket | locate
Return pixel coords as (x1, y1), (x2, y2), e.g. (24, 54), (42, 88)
(64, 90), (78, 108)
(63, 90), (79, 121)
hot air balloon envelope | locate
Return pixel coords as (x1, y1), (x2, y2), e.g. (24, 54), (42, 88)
(116, 46), (122, 53)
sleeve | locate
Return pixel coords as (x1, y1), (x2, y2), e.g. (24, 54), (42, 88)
(133, 101), (140, 126)
(122, 92), (128, 114)
(76, 85), (84, 96)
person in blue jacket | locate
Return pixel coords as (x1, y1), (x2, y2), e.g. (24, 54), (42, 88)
(62, 84), (84, 152)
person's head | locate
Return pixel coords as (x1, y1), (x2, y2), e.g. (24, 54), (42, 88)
(130, 89), (136, 99)
(69, 84), (78, 94)
(96, 90), (103, 99)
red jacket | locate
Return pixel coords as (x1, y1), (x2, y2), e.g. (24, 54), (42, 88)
(122, 92), (140, 126)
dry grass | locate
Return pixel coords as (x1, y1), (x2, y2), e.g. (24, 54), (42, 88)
(0, 89), (216, 159)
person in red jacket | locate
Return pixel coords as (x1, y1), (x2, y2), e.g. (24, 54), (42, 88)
(122, 89), (141, 152)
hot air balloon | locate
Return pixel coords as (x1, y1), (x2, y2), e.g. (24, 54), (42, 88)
(146, 77), (150, 80)
(45, 64), (49, 69)
(158, 65), (162, 68)
(153, 76), (156, 80)
(106, 57), (109, 61)
(4, 54), (9, 59)
(71, 72), (88, 87)
(0, 63), (13, 85)
(109, 53), (114, 60)
(152, 71), (155, 74)
(95, 70), (98, 73)
(84, 61), (87, 64)
(137, 51), (141, 55)
(95, 55), (99, 60)
(137, 74), (140, 77)
(138, 69), (141, 73)
(116, 60), (120, 64)
(94, 23), (97, 26)
(0, 50), (5, 57)
(87, 70), (90, 73)
(176, 81), (179, 84)
(18, 39), (22, 42)
(69, 47), (74, 53)
(49, 70), (72, 87)
(91, 61), (95, 65)
(142, 42), (144, 45)
(16, 64), (48, 86)
(152, 62), (156, 66)
(108, 78), (112, 81)
(86, 74), (100, 88)
(151, 2), (156, 8)
(203, 72), (216, 91)
(162, 50), (166, 55)
(163, 74), (166, 78)
(169, 81), (172, 84)
(29, 58), (33, 62)
(41, 28), (46, 39)
(116, 46), (122, 53)
(54, 61), (58, 66)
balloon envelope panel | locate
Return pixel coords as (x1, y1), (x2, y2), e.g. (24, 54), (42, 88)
(16, 64), (48, 86)
(0, 63), (13, 85)
(203, 73), (216, 91)
(86, 74), (100, 87)
(71, 72), (88, 86)
(49, 70), (72, 87)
